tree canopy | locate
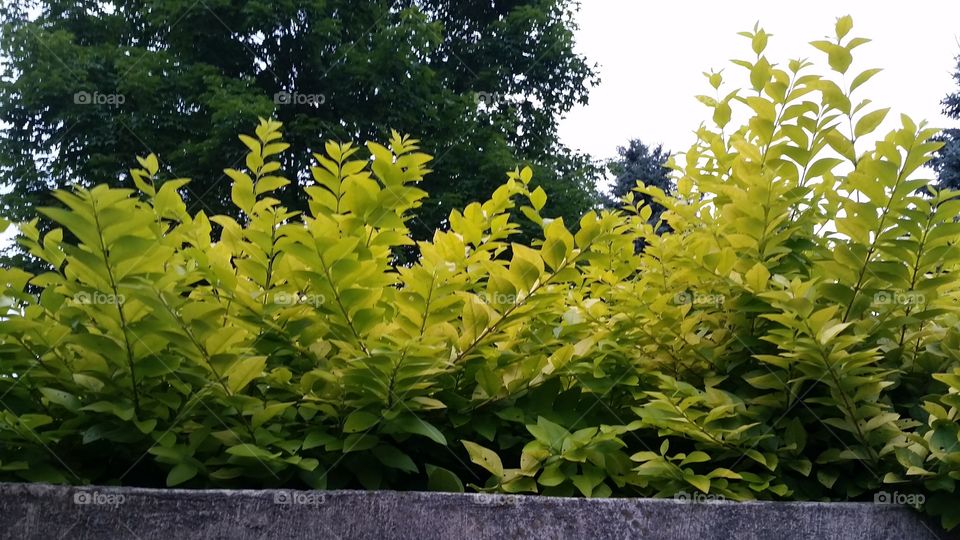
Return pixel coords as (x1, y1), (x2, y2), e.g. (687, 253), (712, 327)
(0, 0), (600, 254)
(933, 53), (960, 189)
(607, 139), (672, 200)
(605, 139), (672, 230)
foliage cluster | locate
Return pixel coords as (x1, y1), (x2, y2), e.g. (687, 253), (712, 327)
(1, 17), (959, 531)
(0, 0), (600, 263)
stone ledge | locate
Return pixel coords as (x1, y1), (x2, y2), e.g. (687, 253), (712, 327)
(0, 483), (949, 539)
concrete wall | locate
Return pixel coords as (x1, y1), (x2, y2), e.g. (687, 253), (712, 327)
(0, 483), (949, 539)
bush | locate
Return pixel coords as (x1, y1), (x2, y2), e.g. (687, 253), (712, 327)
(1, 16), (958, 531)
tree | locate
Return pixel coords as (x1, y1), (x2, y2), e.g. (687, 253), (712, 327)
(933, 53), (960, 189)
(606, 139), (672, 217)
(0, 0), (599, 256)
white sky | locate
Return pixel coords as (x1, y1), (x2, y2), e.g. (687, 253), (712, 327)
(559, 1), (960, 160)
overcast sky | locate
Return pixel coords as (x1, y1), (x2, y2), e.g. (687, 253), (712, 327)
(559, 1), (960, 160)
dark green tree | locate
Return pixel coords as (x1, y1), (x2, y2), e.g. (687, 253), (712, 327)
(606, 138), (672, 210)
(933, 53), (960, 190)
(0, 0), (599, 254)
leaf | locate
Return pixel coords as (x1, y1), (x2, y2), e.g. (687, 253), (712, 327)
(166, 463), (198, 487)
(530, 186), (547, 211)
(344, 411), (381, 433)
(745, 263), (771, 292)
(851, 68), (882, 92)
(251, 402), (294, 430)
(818, 322), (852, 344)
(526, 417), (569, 451)
(227, 169), (256, 212)
(81, 401), (134, 421)
(714, 101), (732, 127)
(685, 474), (711, 493)
(137, 154), (159, 175)
(39, 388), (80, 411)
(854, 108), (889, 138)
(373, 445), (418, 473)
(426, 464), (464, 492)
(255, 176), (290, 195)
(238, 134), (261, 155)
(462, 440), (504, 479)
(226, 356), (266, 393)
(680, 451), (711, 465)
(811, 41), (853, 74)
(226, 444), (279, 461)
(805, 158), (844, 181)
(825, 129), (856, 162)
(386, 415), (447, 445)
(835, 15), (853, 39)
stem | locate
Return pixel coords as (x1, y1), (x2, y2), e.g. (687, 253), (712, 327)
(90, 196), (140, 415)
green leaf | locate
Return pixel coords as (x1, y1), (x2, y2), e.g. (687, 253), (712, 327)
(344, 411), (381, 434)
(745, 263), (771, 292)
(227, 169), (256, 212)
(238, 134), (261, 155)
(226, 356), (266, 393)
(851, 68), (882, 92)
(255, 176), (290, 195)
(685, 474), (711, 493)
(166, 463), (198, 487)
(39, 388), (80, 411)
(526, 417), (569, 451)
(385, 415), (447, 445)
(530, 187), (547, 211)
(137, 154), (159, 175)
(854, 108), (889, 138)
(251, 402), (294, 430)
(835, 15), (853, 39)
(226, 444), (279, 461)
(81, 401), (134, 421)
(462, 440), (504, 479)
(373, 445), (418, 473)
(426, 464), (465, 492)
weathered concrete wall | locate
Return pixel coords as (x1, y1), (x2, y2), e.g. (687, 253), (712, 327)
(0, 483), (949, 540)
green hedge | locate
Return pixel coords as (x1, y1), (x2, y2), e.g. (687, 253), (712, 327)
(1, 16), (958, 531)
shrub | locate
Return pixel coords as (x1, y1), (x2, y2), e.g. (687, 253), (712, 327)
(1, 16), (958, 531)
